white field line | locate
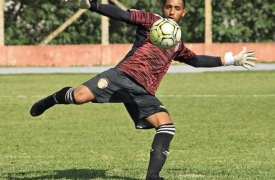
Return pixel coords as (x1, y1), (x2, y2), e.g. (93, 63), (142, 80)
(0, 94), (275, 98)
(158, 94), (275, 98)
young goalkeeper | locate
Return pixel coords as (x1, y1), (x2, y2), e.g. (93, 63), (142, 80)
(30, 0), (257, 179)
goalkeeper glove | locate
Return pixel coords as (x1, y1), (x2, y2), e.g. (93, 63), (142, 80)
(65, 0), (80, 7)
(224, 46), (258, 70)
(65, 0), (97, 9)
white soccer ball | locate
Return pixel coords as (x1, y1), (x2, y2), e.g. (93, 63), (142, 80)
(150, 18), (181, 49)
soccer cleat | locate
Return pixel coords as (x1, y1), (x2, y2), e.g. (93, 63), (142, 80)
(146, 177), (164, 180)
(30, 96), (55, 117)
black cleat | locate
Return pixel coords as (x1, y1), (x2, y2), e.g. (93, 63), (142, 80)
(146, 177), (164, 180)
(30, 96), (55, 117)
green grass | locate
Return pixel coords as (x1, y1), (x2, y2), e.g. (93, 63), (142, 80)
(0, 71), (275, 180)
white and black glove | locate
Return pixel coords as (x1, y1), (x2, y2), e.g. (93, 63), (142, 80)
(224, 46), (258, 70)
(65, 0), (93, 9)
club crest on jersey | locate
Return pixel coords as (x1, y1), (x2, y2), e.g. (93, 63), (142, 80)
(97, 78), (109, 89)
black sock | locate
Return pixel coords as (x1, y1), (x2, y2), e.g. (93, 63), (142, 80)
(146, 123), (176, 178)
(52, 87), (76, 104)
(41, 86), (76, 108)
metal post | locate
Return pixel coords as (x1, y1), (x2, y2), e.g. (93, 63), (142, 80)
(101, 0), (109, 45)
(0, 0), (4, 46)
(205, 0), (212, 44)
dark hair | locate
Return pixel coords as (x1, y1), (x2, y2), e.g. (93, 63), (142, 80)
(161, 0), (186, 8)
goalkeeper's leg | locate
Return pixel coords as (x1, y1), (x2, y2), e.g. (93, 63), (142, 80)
(30, 85), (94, 117)
(145, 113), (175, 180)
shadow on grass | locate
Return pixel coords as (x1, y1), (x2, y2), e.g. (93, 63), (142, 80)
(1, 168), (141, 180)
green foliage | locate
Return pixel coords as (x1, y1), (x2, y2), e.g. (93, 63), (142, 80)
(4, 0), (275, 45)
(212, 0), (275, 42)
(1, 71), (275, 179)
(181, 1), (205, 42)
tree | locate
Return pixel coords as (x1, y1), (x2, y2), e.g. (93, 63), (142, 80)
(4, 0), (101, 45)
(4, 0), (275, 45)
(212, 0), (275, 42)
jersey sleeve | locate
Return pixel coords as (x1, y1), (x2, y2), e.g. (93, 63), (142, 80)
(174, 43), (196, 63)
(175, 44), (222, 67)
(95, 4), (130, 22)
(128, 9), (162, 29)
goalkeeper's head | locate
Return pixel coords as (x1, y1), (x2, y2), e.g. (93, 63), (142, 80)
(161, 0), (186, 7)
(161, 0), (187, 23)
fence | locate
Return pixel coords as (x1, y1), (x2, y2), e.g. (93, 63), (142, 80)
(0, 43), (274, 66)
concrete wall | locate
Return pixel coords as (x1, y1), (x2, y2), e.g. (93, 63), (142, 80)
(0, 43), (274, 66)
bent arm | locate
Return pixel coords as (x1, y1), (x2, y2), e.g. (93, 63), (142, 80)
(89, 3), (130, 22)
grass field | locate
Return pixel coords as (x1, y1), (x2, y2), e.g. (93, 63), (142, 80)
(0, 70), (275, 180)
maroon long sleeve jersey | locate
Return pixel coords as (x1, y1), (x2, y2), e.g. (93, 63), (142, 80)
(94, 6), (222, 95)
(116, 10), (195, 95)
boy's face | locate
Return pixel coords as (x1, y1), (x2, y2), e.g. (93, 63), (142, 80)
(161, 0), (187, 23)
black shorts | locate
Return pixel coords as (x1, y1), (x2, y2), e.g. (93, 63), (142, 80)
(82, 68), (169, 129)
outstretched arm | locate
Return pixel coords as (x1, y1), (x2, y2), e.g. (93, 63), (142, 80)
(182, 55), (223, 68)
(90, 2), (130, 22)
(66, 0), (130, 22)
(176, 46), (257, 70)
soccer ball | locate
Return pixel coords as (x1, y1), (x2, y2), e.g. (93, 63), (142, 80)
(150, 18), (181, 49)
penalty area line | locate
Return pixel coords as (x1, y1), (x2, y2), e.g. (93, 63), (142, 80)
(158, 94), (275, 98)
